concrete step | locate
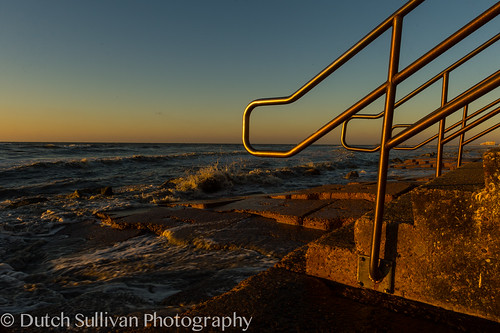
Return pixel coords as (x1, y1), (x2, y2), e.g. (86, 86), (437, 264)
(390, 157), (478, 170)
(305, 158), (500, 322)
(270, 181), (414, 202)
(209, 182), (413, 231)
(419, 161), (484, 191)
(213, 196), (331, 226)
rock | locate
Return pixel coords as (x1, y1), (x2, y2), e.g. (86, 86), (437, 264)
(7, 196), (48, 209)
(198, 176), (225, 193)
(100, 186), (113, 196)
(69, 190), (83, 199)
(344, 171), (359, 180)
(304, 168), (321, 176)
(160, 179), (176, 188)
(69, 187), (113, 198)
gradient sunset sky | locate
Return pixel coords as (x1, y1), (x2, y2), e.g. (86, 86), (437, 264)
(1, 0), (498, 144)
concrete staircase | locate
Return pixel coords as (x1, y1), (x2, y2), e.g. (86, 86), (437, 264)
(306, 150), (500, 322)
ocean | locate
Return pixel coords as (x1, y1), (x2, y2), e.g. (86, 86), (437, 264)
(0, 142), (488, 323)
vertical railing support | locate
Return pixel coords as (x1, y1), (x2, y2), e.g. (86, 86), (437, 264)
(369, 15), (403, 283)
(457, 104), (468, 168)
(436, 72), (449, 177)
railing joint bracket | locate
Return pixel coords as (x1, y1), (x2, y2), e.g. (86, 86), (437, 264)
(357, 255), (395, 294)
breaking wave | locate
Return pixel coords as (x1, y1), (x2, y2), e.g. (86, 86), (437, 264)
(165, 158), (371, 199)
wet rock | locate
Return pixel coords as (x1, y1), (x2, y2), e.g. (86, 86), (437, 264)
(160, 179), (176, 188)
(344, 171), (359, 180)
(6, 257), (28, 270)
(198, 175), (227, 193)
(7, 196), (48, 209)
(304, 168), (321, 176)
(276, 169), (295, 177)
(69, 189), (84, 199)
(100, 186), (113, 196)
(69, 187), (113, 198)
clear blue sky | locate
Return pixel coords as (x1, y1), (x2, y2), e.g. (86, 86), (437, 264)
(0, 0), (498, 144)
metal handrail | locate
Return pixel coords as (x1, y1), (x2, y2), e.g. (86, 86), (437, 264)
(242, 0), (500, 283)
(349, 97), (500, 175)
(340, 33), (500, 153)
(394, 102), (500, 168)
(243, 0), (424, 157)
(387, 71), (500, 148)
(442, 106), (500, 145)
(388, 98), (500, 152)
(393, 99), (500, 150)
(461, 117), (500, 145)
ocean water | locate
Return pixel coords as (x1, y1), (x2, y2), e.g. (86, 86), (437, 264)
(0, 142), (487, 320)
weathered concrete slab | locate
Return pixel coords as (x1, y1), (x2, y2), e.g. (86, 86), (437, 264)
(390, 157), (474, 170)
(421, 161), (484, 191)
(274, 182), (414, 202)
(303, 199), (374, 231)
(98, 207), (185, 231)
(159, 215), (325, 257)
(170, 197), (244, 209)
(97, 206), (251, 239)
(58, 220), (144, 246)
(191, 216), (325, 257)
(209, 195), (375, 231)
(213, 197), (330, 226)
(99, 206), (247, 226)
(98, 206), (325, 258)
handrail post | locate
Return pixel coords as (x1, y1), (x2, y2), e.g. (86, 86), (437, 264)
(457, 105), (468, 168)
(436, 72), (449, 177)
(369, 15), (403, 282)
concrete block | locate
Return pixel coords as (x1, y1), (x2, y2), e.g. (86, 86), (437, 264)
(352, 187), (500, 322)
(171, 197), (243, 209)
(98, 207), (185, 232)
(282, 182), (413, 202)
(421, 161), (484, 191)
(354, 191), (415, 257)
(162, 215), (325, 256)
(99, 207), (325, 257)
(306, 224), (358, 287)
(303, 199), (373, 231)
(98, 206), (248, 233)
(402, 187), (500, 321)
(214, 197), (329, 226)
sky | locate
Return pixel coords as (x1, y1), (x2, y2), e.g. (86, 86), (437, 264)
(0, 0), (498, 145)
